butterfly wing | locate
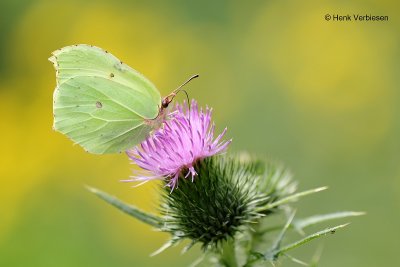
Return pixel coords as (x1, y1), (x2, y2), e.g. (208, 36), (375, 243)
(50, 45), (161, 154)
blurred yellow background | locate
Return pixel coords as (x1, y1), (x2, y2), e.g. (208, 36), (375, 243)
(0, 1), (399, 266)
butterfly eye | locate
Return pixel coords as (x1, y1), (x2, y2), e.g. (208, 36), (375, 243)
(161, 98), (170, 109)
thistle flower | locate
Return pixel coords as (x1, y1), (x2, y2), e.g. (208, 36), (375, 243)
(126, 99), (232, 189)
(97, 100), (359, 265)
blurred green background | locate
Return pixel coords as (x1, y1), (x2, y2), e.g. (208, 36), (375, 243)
(0, 0), (399, 266)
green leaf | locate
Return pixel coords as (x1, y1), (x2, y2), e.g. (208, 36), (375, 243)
(150, 236), (181, 257)
(245, 212), (296, 266)
(275, 223), (349, 256)
(309, 245), (324, 267)
(87, 186), (163, 228)
(258, 211), (364, 235)
(294, 211), (365, 231)
(256, 186), (328, 212)
(284, 254), (308, 266)
(189, 254), (206, 267)
(271, 211), (296, 253)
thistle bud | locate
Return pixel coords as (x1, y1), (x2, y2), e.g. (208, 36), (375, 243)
(159, 155), (296, 249)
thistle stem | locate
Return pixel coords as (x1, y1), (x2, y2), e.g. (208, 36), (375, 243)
(219, 239), (239, 267)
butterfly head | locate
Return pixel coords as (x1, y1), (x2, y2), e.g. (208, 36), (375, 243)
(161, 74), (199, 110)
(161, 94), (175, 109)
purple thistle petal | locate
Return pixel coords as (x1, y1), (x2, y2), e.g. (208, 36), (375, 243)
(126, 99), (231, 191)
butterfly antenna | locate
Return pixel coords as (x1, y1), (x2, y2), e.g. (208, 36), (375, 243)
(173, 74), (199, 95)
(162, 74), (199, 108)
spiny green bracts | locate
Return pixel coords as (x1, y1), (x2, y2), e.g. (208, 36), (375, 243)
(159, 155), (296, 249)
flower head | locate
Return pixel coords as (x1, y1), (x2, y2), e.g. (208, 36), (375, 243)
(126, 99), (231, 190)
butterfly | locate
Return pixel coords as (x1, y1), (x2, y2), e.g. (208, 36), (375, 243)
(50, 44), (197, 154)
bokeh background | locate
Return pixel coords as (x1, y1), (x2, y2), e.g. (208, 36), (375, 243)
(1, 0), (399, 266)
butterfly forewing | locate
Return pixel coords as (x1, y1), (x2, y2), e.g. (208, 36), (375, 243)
(50, 45), (161, 154)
